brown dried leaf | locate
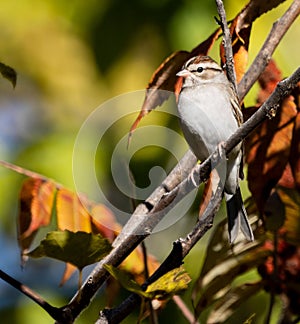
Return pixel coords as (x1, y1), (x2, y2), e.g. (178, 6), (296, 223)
(18, 178), (56, 253)
(245, 61), (298, 211)
(128, 50), (190, 141)
(199, 176), (213, 217)
(220, 0), (285, 84)
(0, 62), (17, 88)
(189, 28), (222, 57)
(278, 164), (296, 189)
(10, 165), (160, 285)
(256, 60), (283, 105)
(128, 28), (222, 140)
(220, 16), (251, 83)
(289, 85), (300, 189)
(236, 0), (286, 32)
(277, 186), (300, 245)
(199, 170), (221, 218)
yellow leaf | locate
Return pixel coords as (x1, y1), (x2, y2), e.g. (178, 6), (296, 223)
(56, 188), (91, 233)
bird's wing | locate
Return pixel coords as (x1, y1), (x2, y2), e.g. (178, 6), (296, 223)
(228, 84), (243, 126)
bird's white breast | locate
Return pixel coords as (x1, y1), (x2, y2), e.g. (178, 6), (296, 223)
(177, 83), (239, 161)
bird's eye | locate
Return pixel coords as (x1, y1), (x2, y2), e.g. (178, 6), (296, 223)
(197, 66), (204, 73)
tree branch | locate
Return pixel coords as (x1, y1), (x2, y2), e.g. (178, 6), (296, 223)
(97, 182), (223, 323)
(55, 4), (300, 322)
(62, 66), (300, 323)
(0, 269), (65, 322)
(96, 67), (300, 323)
(1, 2), (298, 323)
(215, 0), (238, 92)
(95, 62), (300, 320)
(238, 0), (300, 101)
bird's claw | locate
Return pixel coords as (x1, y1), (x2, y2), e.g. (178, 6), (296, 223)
(211, 142), (227, 169)
(188, 166), (199, 187)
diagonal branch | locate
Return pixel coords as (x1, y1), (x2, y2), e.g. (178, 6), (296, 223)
(62, 66), (300, 323)
(238, 0), (300, 101)
(97, 181), (224, 324)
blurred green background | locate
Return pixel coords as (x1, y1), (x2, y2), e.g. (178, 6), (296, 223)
(0, 0), (298, 323)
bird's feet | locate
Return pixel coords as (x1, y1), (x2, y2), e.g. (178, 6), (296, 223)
(211, 142), (227, 170)
(187, 164), (201, 187)
(210, 142), (227, 190)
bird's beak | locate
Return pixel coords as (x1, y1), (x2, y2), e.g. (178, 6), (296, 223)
(176, 69), (191, 78)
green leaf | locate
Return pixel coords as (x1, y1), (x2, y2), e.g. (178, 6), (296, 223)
(192, 211), (269, 318)
(0, 62), (17, 87)
(104, 265), (191, 300)
(145, 267), (191, 300)
(27, 230), (112, 270)
(104, 264), (148, 298)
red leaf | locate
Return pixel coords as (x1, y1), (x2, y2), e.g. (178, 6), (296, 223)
(278, 164), (297, 189)
(289, 85), (300, 189)
(189, 28), (222, 57)
(220, 0), (285, 84)
(256, 60), (283, 105)
(128, 28), (222, 141)
(128, 50), (190, 143)
(245, 61), (298, 211)
(277, 187), (300, 245)
(236, 0), (286, 32)
(18, 178), (56, 253)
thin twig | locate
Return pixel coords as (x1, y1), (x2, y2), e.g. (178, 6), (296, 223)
(0, 160), (50, 181)
(0, 269), (65, 322)
(172, 295), (200, 324)
(140, 242), (158, 324)
(215, 0), (238, 92)
(265, 231), (279, 324)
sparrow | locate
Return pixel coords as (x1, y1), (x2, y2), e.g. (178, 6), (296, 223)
(176, 55), (254, 243)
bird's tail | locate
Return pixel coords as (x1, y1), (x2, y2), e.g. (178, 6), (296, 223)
(225, 188), (254, 243)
